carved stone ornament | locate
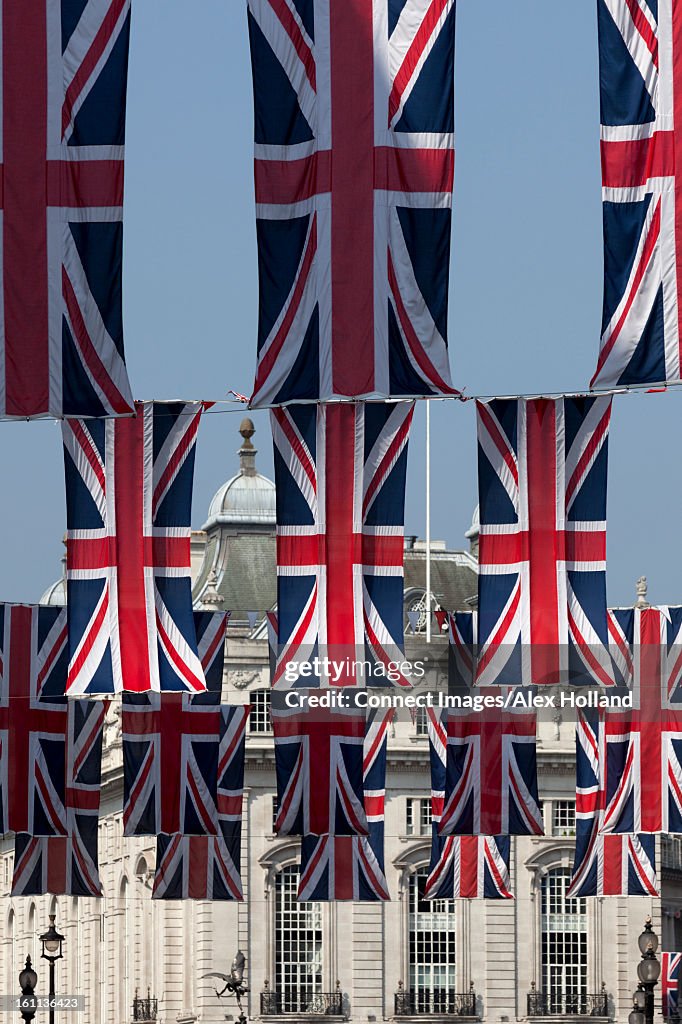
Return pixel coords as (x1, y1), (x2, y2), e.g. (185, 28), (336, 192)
(230, 669), (260, 690)
(202, 569), (225, 608)
(635, 575), (649, 609)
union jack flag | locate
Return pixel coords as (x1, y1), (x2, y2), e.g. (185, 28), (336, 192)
(271, 401), (414, 686)
(591, 0), (682, 388)
(426, 832), (512, 899)
(63, 401), (208, 694)
(268, 602), (366, 835)
(602, 606), (682, 834)
(476, 396), (613, 688)
(663, 953), (682, 1020)
(272, 698), (367, 836)
(568, 709), (657, 897)
(0, 0), (134, 419)
(297, 710), (392, 901)
(439, 692), (542, 836)
(12, 699), (107, 897)
(248, 0), (457, 406)
(153, 705), (249, 901)
(425, 708), (512, 899)
(433, 619), (542, 836)
(122, 691), (222, 837)
(0, 604), (68, 836)
(268, 606), (366, 831)
(12, 825), (101, 897)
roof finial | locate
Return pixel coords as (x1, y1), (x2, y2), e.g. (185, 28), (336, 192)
(238, 418), (257, 476)
(202, 569), (225, 608)
(635, 576), (649, 609)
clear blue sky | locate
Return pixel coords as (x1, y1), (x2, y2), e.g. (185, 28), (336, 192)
(0, 0), (676, 608)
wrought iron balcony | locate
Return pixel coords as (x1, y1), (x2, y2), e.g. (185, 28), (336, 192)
(132, 988), (158, 1022)
(394, 987), (477, 1016)
(260, 987), (344, 1015)
(526, 990), (609, 1017)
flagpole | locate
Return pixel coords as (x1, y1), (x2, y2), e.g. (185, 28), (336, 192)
(425, 400), (431, 643)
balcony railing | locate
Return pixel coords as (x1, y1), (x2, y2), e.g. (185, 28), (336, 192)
(132, 989), (158, 1021)
(526, 991), (608, 1017)
(260, 989), (344, 1015)
(394, 989), (477, 1016)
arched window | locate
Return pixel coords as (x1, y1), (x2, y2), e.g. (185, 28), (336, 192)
(407, 868), (456, 1013)
(274, 865), (322, 1012)
(541, 868), (587, 1013)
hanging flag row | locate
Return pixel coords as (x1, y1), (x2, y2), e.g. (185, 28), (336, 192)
(0, 1), (676, 418)
(17, 387), (653, 702)
(266, 395), (626, 906)
(0, 604), (251, 901)
(246, 0), (679, 407)
(424, 598), (682, 898)
(266, 393), (618, 692)
(0, 384), (672, 904)
(2, 407), (675, 905)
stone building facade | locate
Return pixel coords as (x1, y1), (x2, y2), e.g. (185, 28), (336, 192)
(1, 423), (680, 1024)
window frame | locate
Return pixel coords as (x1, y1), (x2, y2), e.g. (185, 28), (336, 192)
(274, 865), (324, 1012)
(551, 800), (576, 838)
(540, 867), (588, 1011)
(261, 845), (339, 1009)
(393, 855), (472, 1008)
(250, 688), (273, 734)
(526, 847), (605, 1014)
(406, 798), (433, 837)
(406, 867), (457, 1012)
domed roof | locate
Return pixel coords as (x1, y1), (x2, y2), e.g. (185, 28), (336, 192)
(202, 418), (276, 530)
(39, 577), (66, 607)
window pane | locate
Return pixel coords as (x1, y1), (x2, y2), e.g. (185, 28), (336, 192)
(408, 870), (456, 1013)
(541, 867), (587, 1012)
(551, 800), (576, 837)
(275, 866), (323, 1012)
(250, 689), (272, 733)
(415, 708), (429, 736)
(406, 799), (432, 837)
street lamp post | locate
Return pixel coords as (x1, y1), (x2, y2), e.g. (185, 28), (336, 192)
(18, 956), (38, 1022)
(39, 914), (64, 1024)
(629, 917), (661, 1024)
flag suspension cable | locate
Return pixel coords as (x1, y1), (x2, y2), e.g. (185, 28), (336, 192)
(136, 377), (682, 411)
(21, 375), (682, 422)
